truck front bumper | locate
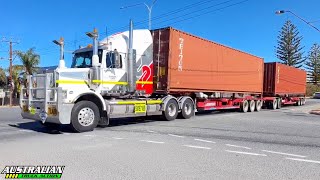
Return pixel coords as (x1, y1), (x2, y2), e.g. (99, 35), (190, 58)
(20, 103), (74, 125)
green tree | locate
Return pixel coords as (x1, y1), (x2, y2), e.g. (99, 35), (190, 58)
(0, 68), (6, 87)
(276, 20), (305, 68)
(11, 65), (24, 98)
(305, 43), (320, 84)
(17, 47), (40, 75)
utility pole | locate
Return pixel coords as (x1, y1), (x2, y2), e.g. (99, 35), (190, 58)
(1, 38), (19, 107)
(120, 0), (158, 30)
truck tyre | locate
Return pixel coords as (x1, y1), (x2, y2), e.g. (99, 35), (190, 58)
(272, 99), (277, 110)
(180, 99), (194, 119)
(163, 99), (179, 121)
(296, 100), (301, 106)
(70, 101), (100, 133)
(255, 100), (262, 112)
(277, 98), (282, 109)
(248, 100), (255, 112)
(240, 100), (249, 113)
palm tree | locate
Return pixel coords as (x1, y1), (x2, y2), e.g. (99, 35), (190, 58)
(16, 47), (40, 75)
(11, 65), (24, 98)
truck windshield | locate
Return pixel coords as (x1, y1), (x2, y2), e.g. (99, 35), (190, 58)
(71, 50), (102, 68)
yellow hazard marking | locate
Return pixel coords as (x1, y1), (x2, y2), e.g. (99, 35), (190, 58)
(56, 80), (153, 85)
(136, 81), (153, 85)
(56, 80), (87, 84)
(5, 174), (18, 178)
(147, 100), (162, 104)
(92, 80), (128, 85)
(30, 107), (36, 115)
(116, 100), (162, 105)
(117, 101), (146, 105)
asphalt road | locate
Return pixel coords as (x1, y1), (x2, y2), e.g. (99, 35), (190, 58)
(0, 99), (320, 180)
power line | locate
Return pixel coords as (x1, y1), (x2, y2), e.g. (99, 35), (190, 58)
(153, 0), (250, 28)
(107, 0), (248, 36)
(58, 0), (250, 49)
(113, 0), (223, 33)
(68, 0), (241, 45)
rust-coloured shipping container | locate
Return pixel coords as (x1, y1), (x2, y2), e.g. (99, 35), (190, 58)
(263, 62), (306, 96)
(151, 27), (264, 94)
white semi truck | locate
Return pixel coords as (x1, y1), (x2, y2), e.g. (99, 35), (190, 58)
(20, 20), (273, 133)
(19, 20), (195, 132)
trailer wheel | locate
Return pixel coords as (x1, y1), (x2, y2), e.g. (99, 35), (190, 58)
(272, 99), (277, 110)
(248, 100), (255, 112)
(296, 99), (301, 106)
(70, 100), (100, 133)
(180, 99), (194, 119)
(277, 98), (282, 109)
(255, 100), (262, 112)
(163, 99), (179, 121)
(240, 100), (249, 113)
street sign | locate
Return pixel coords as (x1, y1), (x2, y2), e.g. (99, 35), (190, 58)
(0, 92), (5, 98)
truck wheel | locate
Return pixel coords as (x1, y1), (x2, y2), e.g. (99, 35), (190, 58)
(277, 98), (282, 109)
(71, 101), (100, 133)
(255, 100), (262, 112)
(248, 100), (255, 112)
(163, 99), (179, 121)
(240, 100), (249, 113)
(272, 99), (277, 110)
(180, 99), (194, 119)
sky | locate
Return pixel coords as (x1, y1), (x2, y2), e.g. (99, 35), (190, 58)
(0, 0), (319, 70)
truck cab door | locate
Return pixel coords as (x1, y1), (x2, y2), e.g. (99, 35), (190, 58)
(101, 50), (127, 92)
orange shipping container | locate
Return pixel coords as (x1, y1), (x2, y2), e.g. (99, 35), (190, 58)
(263, 62), (306, 96)
(151, 27), (264, 94)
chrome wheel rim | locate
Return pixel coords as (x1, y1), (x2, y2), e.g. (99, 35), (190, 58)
(184, 103), (192, 115)
(250, 101), (255, 110)
(168, 103), (177, 117)
(78, 108), (95, 126)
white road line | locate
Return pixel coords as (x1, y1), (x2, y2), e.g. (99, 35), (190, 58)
(19, 129), (33, 133)
(226, 150), (267, 156)
(261, 150), (306, 158)
(168, 134), (184, 138)
(286, 158), (320, 164)
(183, 145), (211, 150)
(140, 140), (165, 144)
(112, 137), (124, 140)
(147, 130), (156, 133)
(225, 144), (251, 150)
(84, 135), (96, 137)
(194, 139), (216, 143)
